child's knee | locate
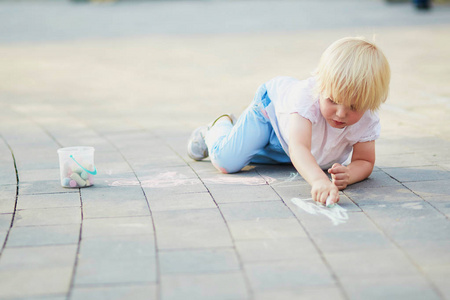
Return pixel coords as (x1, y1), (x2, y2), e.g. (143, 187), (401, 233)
(210, 154), (243, 174)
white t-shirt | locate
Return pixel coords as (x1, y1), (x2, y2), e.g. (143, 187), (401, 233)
(263, 76), (380, 169)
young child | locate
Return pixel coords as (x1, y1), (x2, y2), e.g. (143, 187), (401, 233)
(187, 37), (390, 206)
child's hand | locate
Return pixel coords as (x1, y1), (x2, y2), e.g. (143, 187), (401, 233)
(311, 179), (339, 205)
(328, 163), (350, 190)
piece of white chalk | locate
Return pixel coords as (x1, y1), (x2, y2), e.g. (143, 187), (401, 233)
(72, 165), (83, 174)
(70, 173), (86, 187)
(326, 196), (336, 208)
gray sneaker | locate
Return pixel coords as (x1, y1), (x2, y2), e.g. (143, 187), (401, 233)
(187, 114), (236, 161)
(187, 125), (209, 161)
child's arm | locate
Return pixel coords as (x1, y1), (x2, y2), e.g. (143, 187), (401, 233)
(288, 113), (340, 205)
(328, 141), (375, 190)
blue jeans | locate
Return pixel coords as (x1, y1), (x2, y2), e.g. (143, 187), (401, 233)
(205, 85), (291, 174)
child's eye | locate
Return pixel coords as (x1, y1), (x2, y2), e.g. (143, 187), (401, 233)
(350, 105), (357, 111)
(328, 98), (336, 104)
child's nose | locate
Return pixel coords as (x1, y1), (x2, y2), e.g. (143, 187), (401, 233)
(336, 105), (347, 118)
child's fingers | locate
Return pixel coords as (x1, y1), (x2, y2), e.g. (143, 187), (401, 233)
(312, 191), (328, 205)
(320, 192), (329, 204)
(331, 171), (349, 190)
(331, 173), (347, 181)
(328, 163), (344, 174)
(331, 163), (341, 169)
(333, 181), (346, 190)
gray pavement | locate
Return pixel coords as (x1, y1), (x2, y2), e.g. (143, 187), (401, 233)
(0, 0), (450, 299)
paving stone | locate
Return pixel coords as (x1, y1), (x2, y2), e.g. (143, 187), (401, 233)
(424, 265), (450, 300)
(425, 196), (450, 218)
(142, 181), (208, 196)
(0, 244), (77, 270)
(360, 205), (450, 272)
(0, 231), (6, 248)
(404, 179), (450, 198)
(130, 156), (187, 169)
(81, 186), (150, 218)
(228, 218), (307, 240)
(71, 284), (157, 300)
(219, 201), (294, 221)
(311, 229), (396, 253)
(121, 144), (180, 161)
(126, 148), (188, 167)
(81, 185), (145, 201)
(156, 129), (192, 156)
(340, 276), (441, 300)
(382, 166), (449, 183)
(16, 192), (80, 210)
(93, 172), (139, 188)
(187, 160), (219, 174)
(0, 268), (73, 299)
(160, 272), (248, 300)
(361, 201), (449, 242)
(0, 164), (16, 185)
(82, 198), (150, 218)
(0, 240), (75, 298)
(153, 208), (233, 249)
(245, 259), (335, 292)
(253, 286), (345, 300)
(146, 191), (216, 211)
(159, 248), (240, 274)
(12, 295), (67, 300)
(207, 184), (281, 203)
(399, 240), (450, 269)
(235, 237), (319, 263)
(136, 165), (201, 180)
(96, 161), (134, 176)
(325, 249), (420, 279)
(75, 235), (156, 285)
(344, 185), (424, 206)
(0, 213), (12, 231)
(0, 184), (16, 214)
(271, 183), (314, 199)
(19, 181), (77, 195)
(388, 231), (450, 268)
(333, 193), (361, 211)
(376, 152), (433, 168)
(375, 138), (415, 155)
(345, 170), (402, 190)
(93, 150), (132, 164)
(19, 168), (61, 183)
(291, 208), (396, 249)
(417, 147), (450, 164)
(82, 216), (154, 238)
(16, 160), (60, 173)
(6, 224), (80, 247)
(14, 207), (81, 226)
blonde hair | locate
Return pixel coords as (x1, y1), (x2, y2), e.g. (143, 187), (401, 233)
(314, 37), (391, 111)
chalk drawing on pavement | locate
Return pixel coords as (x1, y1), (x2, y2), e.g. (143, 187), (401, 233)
(291, 197), (349, 226)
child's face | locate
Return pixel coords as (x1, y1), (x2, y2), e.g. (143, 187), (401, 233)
(319, 96), (365, 129)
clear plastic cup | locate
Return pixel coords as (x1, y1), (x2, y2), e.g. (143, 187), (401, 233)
(57, 146), (97, 188)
